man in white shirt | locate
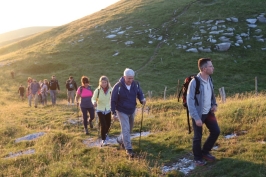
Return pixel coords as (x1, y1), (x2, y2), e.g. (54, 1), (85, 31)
(187, 58), (220, 166)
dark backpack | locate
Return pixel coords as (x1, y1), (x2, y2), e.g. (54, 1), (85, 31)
(178, 75), (200, 134)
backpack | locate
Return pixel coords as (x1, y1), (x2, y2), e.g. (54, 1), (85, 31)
(79, 86), (100, 98)
(178, 75), (200, 134)
(79, 86), (90, 95)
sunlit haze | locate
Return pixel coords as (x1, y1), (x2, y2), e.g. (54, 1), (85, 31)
(0, 0), (120, 34)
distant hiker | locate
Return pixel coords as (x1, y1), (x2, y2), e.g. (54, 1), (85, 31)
(66, 76), (77, 106)
(11, 71), (14, 79)
(30, 79), (41, 108)
(27, 84), (31, 106)
(111, 68), (146, 157)
(75, 76), (95, 135)
(92, 76), (112, 146)
(48, 75), (60, 106)
(38, 80), (43, 103)
(187, 58), (220, 166)
(41, 79), (48, 106)
(27, 77), (32, 86)
(18, 85), (25, 101)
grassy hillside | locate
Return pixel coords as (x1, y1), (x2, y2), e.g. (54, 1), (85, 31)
(0, 0), (265, 97)
(0, 1), (266, 175)
(0, 26), (55, 46)
(0, 89), (265, 176)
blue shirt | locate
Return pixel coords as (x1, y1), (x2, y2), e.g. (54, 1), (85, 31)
(30, 82), (40, 95)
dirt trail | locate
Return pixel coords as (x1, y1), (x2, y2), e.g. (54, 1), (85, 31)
(136, 1), (198, 73)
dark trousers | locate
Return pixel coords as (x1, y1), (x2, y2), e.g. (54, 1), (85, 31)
(192, 111), (220, 160)
(80, 107), (95, 129)
(97, 112), (111, 140)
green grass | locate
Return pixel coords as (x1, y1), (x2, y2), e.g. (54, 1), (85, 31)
(0, 89), (266, 176)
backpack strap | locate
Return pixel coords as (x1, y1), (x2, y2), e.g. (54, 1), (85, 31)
(118, 82), (122, 95)
(194, 76), (200, 106)
(79, 86), (83, 95)
(97, 88), (100, 99)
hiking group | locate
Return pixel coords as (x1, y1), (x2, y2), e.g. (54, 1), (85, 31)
(19, 68), (146, 157)
(18, 58), (220, 163)
(24, 76), (60, 108)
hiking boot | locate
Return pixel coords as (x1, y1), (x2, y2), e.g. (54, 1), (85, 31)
(116, 138), (125, 149)
(194, 160), (207, 166)
(101, 140), (107, 147)
(203, 153), (216, 162)
(89, 120), (93, 129)
(126, 149), (135, 158)
(85, 128), (89, 135)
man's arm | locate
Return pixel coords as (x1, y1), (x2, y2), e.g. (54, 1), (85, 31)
(47, 82), (50, 91)
(187, 79), (200, 121)
(210, 79), (218, 112)
(57, 81), (60, 90)
(136, 82), (145, 105)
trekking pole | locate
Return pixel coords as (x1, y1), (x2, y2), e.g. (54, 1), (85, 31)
(139, 105), (144, 149)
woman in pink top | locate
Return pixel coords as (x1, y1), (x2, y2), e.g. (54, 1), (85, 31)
(75, 76), (95, 135)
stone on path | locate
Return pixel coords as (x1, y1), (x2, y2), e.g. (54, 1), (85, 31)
(15, 132), (45, 143)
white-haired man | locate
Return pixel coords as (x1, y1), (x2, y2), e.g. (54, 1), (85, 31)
(111, 68), (146, 157)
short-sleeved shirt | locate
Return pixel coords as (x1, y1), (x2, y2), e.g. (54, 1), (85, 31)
(77, 86), (94, 108)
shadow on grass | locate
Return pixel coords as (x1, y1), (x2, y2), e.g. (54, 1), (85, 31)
(188, 158), (266, 177)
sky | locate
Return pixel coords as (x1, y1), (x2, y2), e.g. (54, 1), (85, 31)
(0, 0), (120, 34)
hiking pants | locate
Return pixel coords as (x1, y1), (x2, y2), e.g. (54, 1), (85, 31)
(80, 107), (95, 129)
(50, 90), (57, 105)
(117, 111), (135, 150)
(29, 94), (38, 107)
(67, 90), (75, 103)
(28, 94), (32, 106)
(97, 112), (111, 140)
(42, 93), (47, 106)
(192, 111), (220, 160)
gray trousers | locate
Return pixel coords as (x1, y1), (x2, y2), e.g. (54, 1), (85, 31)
(117, 111), (135, 150)
(67, 90), (75, 103)
(28, 94), (38, 106)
